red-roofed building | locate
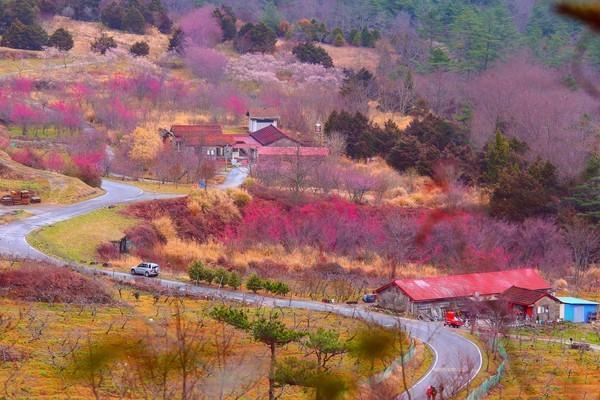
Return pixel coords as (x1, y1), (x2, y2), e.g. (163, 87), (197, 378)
(500, 286), (560, 322)
(375, 268), (551, 316)
(250, 125), (299, 147)
(160, 114), (328, 164)
(257, 147), (330, 157)
(161, 124), (236, 159)
(171, 124), (223, 136)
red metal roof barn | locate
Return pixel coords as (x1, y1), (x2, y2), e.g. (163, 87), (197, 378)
(375, 268), (551, 317)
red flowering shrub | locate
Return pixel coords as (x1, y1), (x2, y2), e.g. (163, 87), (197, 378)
(44, 151), (65, 172)
(10, 78), (34, 93)
(49, 101), (82, 131)
(9, 103), (42, 134)
(10, 147), (42, 168)
(97, 242), (121, 261)
(123, 196), (238, 243)
(124, 224), (165, 261)
(0, 265), (112, 304)
(71, 151), (104, 187)
(228, 193), (570, 275)
(122, 190), (569, 277)
(224, 94), (247, 116)
(228, 196), (384, 256)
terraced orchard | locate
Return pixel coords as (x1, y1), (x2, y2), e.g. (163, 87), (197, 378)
(0, 260), (432, 400)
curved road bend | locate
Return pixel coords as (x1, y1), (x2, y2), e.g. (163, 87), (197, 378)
(0, 178), (482, 400)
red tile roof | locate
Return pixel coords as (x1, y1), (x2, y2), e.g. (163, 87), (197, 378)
(251, 125), (298, 146)
(178, 134), (236, 147)
(171, 124), (223, 136)
(233, 136), (261, 147)
(258, 147), (330, 156)
(375, 268), (551, 302)
(500, 286), (558, 306)
(168, 125), (235, 146)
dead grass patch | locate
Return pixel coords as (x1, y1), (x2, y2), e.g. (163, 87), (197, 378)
(43, 16), (169, 60)
(318, 43), (381, 71)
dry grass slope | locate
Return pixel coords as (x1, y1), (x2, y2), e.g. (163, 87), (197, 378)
(43, 16), (169, 60)
(0, 150), (102, 205)
(319, 43), (381, 71)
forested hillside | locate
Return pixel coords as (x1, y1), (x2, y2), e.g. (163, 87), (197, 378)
(163, 0), (600, 68)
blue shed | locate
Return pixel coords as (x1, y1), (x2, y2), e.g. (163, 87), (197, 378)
(558, 297), (599, 323)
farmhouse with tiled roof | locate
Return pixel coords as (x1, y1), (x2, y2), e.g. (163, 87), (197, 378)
(160, 112), (328, 164)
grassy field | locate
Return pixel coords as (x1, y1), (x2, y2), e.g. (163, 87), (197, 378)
(27, 207), (138, 264)
(0, 55), (63, 76)
(7, 125), (71, 139)
(488, 338), (600, 399)
(512, 323), (600, 345)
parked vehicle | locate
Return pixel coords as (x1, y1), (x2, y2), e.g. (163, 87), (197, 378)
(443, 310), (465, 328)
(362, 293), (377, 303)
(131, 262), (160, 277)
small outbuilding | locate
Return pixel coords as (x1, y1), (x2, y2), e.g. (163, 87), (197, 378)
(247, 108), (280, 133)
(558, 297), (599, 323)
(500, 286), (560, 322)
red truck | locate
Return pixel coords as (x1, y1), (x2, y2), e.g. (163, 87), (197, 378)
(443, 311), (465, 328)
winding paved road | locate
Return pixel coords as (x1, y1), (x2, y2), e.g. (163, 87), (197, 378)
(218, 166), (249, 189)
(0, 180), (174, 259)
(0, 177), (482, 399)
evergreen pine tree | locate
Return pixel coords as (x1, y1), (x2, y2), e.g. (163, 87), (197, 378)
(1, 20), (48, 50)
(48, 28), (74, 51)
(123, 5), (146, 34)
(261, 1), (281, 33)
(360, 27), (374, 47)
(213, 6), (237, 41)
(100, 1), (124, 30)
(349, 29), (361, 46)
(129, 40), (149, 56)
(12, 0), (37, 26)
(427, 47), (452, 71)
(168, 27), (185, 54)
(90, 34), (117, 54)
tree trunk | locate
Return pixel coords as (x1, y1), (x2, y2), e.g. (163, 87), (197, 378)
(268, 343), (276, 400)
